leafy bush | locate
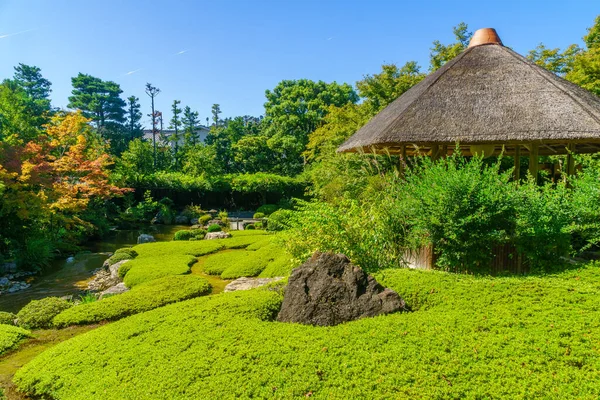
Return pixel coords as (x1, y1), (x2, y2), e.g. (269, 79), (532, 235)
(173, 229), (206, 241)
(16, 263), (600, 399)
(16, 297), (72, 329)
(256, 204), (279, 215)
(0, 312), (16, 326)
(203, 244), (290, 279)
(266, 209), (295, 232)
(0, 324), (30, 356)
(245, 224), (256, 230)
(207, 224), (222, 233)
(114, 248), (138, 258)
(53, 276), (211, 328)
(253, 212), (265, 219)
(106, 252), (134, 266)
(199, 214), (213, 225)
(254, 222), (263, 229)
(181, 204), (205, 220)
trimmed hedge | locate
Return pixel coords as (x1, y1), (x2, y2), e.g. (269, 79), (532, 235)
(0, 324), (30, 355)
(173, 229), (206, 241)
(0, 311), (16, 326)
(207, 224), (222, 233)
(16, 297), (73, 329)
(106, 252), (134, 266)
(14, 263), (600, 399)
(114, 248), (138, 258)
(203, 243), (292, 279)
(53, 275), (211, 328)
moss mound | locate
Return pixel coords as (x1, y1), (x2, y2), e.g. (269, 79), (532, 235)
(53, 275), (211, 328)
(0, 325), (30, 356)
(13, 263), (600, 399)
(16, 297), (72, 329)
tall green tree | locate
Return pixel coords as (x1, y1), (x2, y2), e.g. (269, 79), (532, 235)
(356, 62), (425, 112)
(567, 15), (600, 95)
(126, 96), (143, 141)
(430, 22), (472, 71)
(0, 82), (44, 141)
(182, 106), (200, 146)
(169, 100), (183, 166)
(262, 79), (358, 175)
(211, 103), (222, 126)
(68, 73), (126, 129)
(12, 63), (52, 112)
(527, 44), (581, 75)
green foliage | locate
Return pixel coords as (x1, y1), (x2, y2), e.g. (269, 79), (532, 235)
(203, 244), (290, 279)
(16, 237), (54, 272)
(16, 264), (600, 399)
(181, 205), (205, 220)
(0, 324), (29, 356)
(121, 232), (269, 287)
(78, 292), (98, 304)
(256, 204), (279, 215)
(430, 22), (472, 71)
(53, 275), (211, 328)
(114, 248), (138, 258)
(527, 43), (581, 75)
(199, 214), (213, 225)
(173, 229), (206, 241)
(182, 144), (222, 177)
(0, 312), (16, 326)
(16, 297), (72, 329)
(207, 224), (222, 233)
(266, 209), (295, 232)
(252, 212), (265, 219)
(106, 252), (134, 266)
(245, 224), (256, 230)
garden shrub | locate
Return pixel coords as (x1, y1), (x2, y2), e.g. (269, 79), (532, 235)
(203, 243), (291, 279)
(207, 224), (222, 233)
(114, 248), (138, 258)
(123, 254), (197, 288)
(173, 229), (206, 241)
(253, 212), (265, 219)
(266, 209), (295, 232)
(53, 275), (211, 327)
(0, 311), (16, 326)
(118, 262), (133, 279)
(256, 204), (279, 215)
(17, 237), (54, 272)
(106, 252), (134, 266)
(15, 264), (600, 399)
(0, 324), (30, 356)
(182, 204), (205, 220)
(254, 222), (263, 229)
(17, 297), (72, 329)
(245, 224), (256, 230)
(199, 214), (213, 225)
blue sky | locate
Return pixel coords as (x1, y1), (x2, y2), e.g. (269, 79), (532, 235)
(0, 0), (598, 127)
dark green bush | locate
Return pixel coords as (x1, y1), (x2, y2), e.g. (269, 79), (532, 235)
(173, 230), (195, 241)
(245, 224), (256, 230)
(17, 238), (54, 272)
(256, 204), (279, 215)
(253, 212), (265, 219)
(207, 224), (222, 233)
(0, 311), (16, 326)
(17, 297), (72, 329)
(199, 214), (213, 225)
(53, 275), (211, 328)
(254, 222), (263, 229)
(106, 252), (134, 266)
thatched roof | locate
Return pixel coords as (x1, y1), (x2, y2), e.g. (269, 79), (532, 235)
(338, 28), (600, 156)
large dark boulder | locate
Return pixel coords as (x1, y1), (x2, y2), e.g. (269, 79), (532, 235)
(277, 252), (406, 326)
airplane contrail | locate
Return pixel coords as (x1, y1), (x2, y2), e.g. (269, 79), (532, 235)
(124, 69), (142, 76)
(175, 50), (188, 55)
(0, 27), (40, 39)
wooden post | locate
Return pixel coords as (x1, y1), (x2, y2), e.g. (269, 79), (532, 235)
(399, 144), (406, 178)
(528, 143), (539, 179)
(566, 143), (576, 177)
(430, 144), (440, 162)
(441, 144), (448, 159)
(513, 145), (521, 181)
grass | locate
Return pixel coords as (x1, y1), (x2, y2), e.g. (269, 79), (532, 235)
(122, 231), (269, 287)
(0, 326), (29, 357)
(14, 261), (600, 399)
(53, 275), (211, 328)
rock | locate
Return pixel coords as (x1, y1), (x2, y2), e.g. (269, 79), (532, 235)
(66, 256), (75, 263)
(137, 234), (156, 244)
(0, 277), (10, 287)
(207, 219), (225, 227)
(190, 218), (199, 225)
(277, 252), (406, 326)
(204, 232), (232, 240)
(175, 215), (190, 224)
(108, 260), (129, 279)
(224, 277), (285, 292)
(190, 224), (202, 230)
(87, 270), (120, 292)
(99, 283), (129, 299)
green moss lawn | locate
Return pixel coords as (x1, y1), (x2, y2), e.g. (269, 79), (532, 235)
(12, 257), (600, 399)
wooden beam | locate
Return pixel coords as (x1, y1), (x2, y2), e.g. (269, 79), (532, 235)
(529, 143), (539, 179)
(514, 145), (521, 181)
(399, 144), (406, 178)
(566, 142), (576, 177)
(430, 144), (440, 162)
(441, 144), (448, 159)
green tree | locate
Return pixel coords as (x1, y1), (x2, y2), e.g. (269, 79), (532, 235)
(567, 16), (600, 95)
(182, 144), (222, 177)
(430, 22), (472, 71)
(182, 106), (200, 146)
(0, 83), (44, 141)
(356, 62), (425, 112)
(527, 44), (581, 75)
(211, 104), (222, 127)
(169, 100), (183, 166)
(126, 96), (143, 141)
(118, 139), (154, 183)
(263, 79), (359, 175)
(12, 63), (52, 113)
(68, 73), (126, 129)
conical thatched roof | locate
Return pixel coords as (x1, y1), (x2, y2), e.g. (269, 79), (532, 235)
(338, 28), (600, 156)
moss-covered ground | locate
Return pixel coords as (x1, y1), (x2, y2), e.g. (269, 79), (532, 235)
(11, 260), (600, 399)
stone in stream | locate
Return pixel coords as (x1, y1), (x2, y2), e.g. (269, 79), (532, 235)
(204, 232), (232, 240)
(137, 234), (156, 244)
(88, 260), (129, 292)
(99, 283), (129, 299)
(224, 277), (285, 292)
(277, 252), (407, 326)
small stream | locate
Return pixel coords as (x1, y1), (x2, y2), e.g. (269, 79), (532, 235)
(0, 225), (188, 313)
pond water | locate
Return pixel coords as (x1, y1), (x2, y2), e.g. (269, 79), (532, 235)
(0, 225), (188, 314)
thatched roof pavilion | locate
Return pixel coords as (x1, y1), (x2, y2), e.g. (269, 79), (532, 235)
(338, 28), (600, 177)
